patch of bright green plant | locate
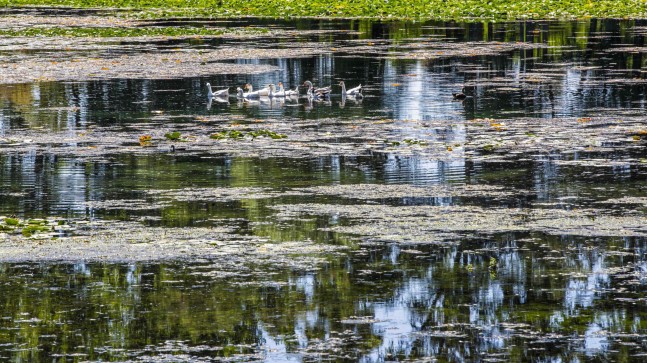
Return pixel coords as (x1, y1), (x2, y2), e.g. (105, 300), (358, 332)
(2, 0), (647, 21)
(247, 129), (288, 139)
(403, 139), (428, 146)
(1, 216), (70, 239)
(388, 139), (428, 147)
(210, 129), (287, 140)
(164, 131), (182, 141)
(4, 217), (20, 226)
(22, 224), (51, 237)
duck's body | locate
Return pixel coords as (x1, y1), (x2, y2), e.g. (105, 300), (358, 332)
(245, 83), (270, 97)
(237, 87), (260, 99)
(339, 81), (362, 97)
(267, 84), (277, 98)
(452, 88), (467, 100)
(273, 82), (287, 97)
(285, 85), (299, 97)
(303, 80), (331, 99)
(206, 83), (229, 98)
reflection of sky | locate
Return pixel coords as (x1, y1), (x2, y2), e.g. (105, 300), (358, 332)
(584, 323), (608, 355)
(258, 323), (302, 363)
(383, 60), (469, 122)
(564, 254), (608, 312)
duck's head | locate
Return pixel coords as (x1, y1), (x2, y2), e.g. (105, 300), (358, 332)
(206, 82), (211, 88)
(303, 80), (312, 87)
(338, 81), (345, 86)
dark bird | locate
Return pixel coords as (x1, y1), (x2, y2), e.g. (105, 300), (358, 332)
(452, 88), (467, 100)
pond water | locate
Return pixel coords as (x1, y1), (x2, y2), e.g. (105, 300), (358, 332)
(0, 11), (646, 362)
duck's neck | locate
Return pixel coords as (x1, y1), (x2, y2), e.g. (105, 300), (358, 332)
(207, 85), (214, 97)
(340, 82), (346, 94)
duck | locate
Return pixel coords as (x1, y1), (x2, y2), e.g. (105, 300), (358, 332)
(236, 87), (260, 99)
(339, 81), (362, 97)
(267, 84), (277, 98)
(286, 87), (299, 97)
(273, 82), (287, 97)
(303, 80), (331, 99)
(452, 88), (467, 100)
(206, 83), (229, 98)
(245, 83), (270, 97)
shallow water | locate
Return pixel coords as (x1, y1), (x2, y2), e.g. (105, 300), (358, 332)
(0, 12), (646, 362)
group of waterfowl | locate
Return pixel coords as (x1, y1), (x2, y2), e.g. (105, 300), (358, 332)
(206, 80), (363, 100)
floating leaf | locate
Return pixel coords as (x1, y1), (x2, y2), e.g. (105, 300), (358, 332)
(164, 132), (182, 141)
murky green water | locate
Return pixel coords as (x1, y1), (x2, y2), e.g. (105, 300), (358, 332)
(1, 11), (646, 362)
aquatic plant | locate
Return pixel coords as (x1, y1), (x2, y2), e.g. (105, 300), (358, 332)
(210, 130), (245, 140)
(164, 132), (182, 141)
(0, 216), (71, 239)
(4, 217), (19, 226)
(210, 129), (287, 140)
(2, 0), (647, 20)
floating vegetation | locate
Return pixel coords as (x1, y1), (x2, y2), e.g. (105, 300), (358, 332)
(210, 129), (287, 141)
(0, 218), (348, 266)
(4, 0), (647, 20)
(0, 216), (72, 239)
(294, 183), (519, 200)
(0, 42), (331, 84)
(84, 199), (172, 211)
(210, 130), (246, 140)
(164, 131), (182, 141)
(148, 187), (308, 202)
(0, 26), (264, 38)
(271, 203), (647, 244)
(2, 114), (645, 169)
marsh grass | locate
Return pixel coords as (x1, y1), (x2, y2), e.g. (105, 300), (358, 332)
(3, 0), (647, 20)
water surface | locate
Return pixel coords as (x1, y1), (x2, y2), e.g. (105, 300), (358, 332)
(0, 13), (646, 362)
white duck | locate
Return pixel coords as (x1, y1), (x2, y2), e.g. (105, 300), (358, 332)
(267, 84), (277, 98)
(206, 83), (229, 98)
(245, 83), (270, 97)
(339, 81), (362, 97)
(303, 80), (331, 99)
(236, 87), (259, 99)
(283, 82), (299, 97)
(272, 82), (287, 97)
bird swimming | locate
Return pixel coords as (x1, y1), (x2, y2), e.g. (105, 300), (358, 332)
(452, 88), (467, 100)
(339, 81), (362, 97)
(206, 83), (229, 98)
(303, 80), (331, 99)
